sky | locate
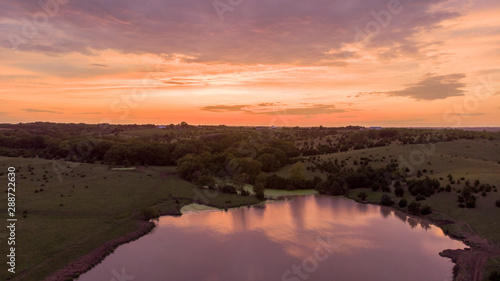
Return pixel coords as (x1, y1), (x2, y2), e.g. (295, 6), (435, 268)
(0, 0), (499, 127)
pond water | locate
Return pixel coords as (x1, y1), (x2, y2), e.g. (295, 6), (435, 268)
(78, 196), (465, 281)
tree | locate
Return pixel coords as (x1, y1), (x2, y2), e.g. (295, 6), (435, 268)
(380, 194), (394, 206)
(257, 153), (281, 172)
(399, 199), (408, 208)
(395, 186), (405, 197)
(177, 154), (204, 181)
(420, 205), (432, 215)
(357, 192), (367, 201)
(408, 201), (421, 215)
(253, 173), (267, 200)
(416, 170), (423, 178)
(197, 174), (215, 188)
(289, 162), (306, 189)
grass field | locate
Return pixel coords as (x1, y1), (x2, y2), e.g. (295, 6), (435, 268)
(0, 157), (259, 281)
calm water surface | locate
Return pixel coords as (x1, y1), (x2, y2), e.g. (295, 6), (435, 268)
(78, 196), (465, 281)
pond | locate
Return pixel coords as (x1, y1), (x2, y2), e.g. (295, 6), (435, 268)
(78, 196), (465, 281)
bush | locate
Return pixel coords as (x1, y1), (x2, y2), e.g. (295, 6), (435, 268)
(445, 185), (452, 192)
(394, 186), (405, 197)
(221, 185), (237, 194)
(496, 200), (500, 208)
(380, 194), (394, 206)
(399, 199), (408, 208)
(357, 192), (367, 201)
(408, 201), (421, 215)
(420, 205), (432, 215)
(465, 196), (476, 208)
(141, 207), (158, 220)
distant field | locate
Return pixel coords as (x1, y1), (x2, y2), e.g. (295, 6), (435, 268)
(0, 157), (259, 281)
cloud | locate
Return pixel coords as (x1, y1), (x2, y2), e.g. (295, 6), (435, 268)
(76, 112), (101, 115)
(200, 103), (347, 116)
(255, 104), (347, 116)
(0, 0), (461, 65)
(257, 103), (279, 107)
(384, 73), (466, 100)
(90, 64), (110, 68)
(200, 105), (250, 112)
(22, 108), (63, 114)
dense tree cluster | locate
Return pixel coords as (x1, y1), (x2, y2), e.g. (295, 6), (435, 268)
(407, 177), (440, 197)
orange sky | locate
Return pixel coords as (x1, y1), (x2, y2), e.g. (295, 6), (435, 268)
(0, 0), (499, 126)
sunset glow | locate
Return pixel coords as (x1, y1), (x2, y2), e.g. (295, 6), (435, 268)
(1, 0), (499, 126)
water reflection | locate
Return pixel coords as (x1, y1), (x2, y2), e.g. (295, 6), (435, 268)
(380, 206), (392, 218)
(78, 196), (465, 281)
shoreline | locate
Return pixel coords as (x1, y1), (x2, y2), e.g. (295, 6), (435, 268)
(347, 195), (500, 281)
(42, 193), (499, 281)
(41, 220), (155, 281)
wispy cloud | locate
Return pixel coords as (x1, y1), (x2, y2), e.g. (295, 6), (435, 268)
(22, 108), (63, 114)
(90, 64), (110, 69)
(201, 103), (347, 116)
(254, 104), (347, 116)
(76, 112), (101, 115)
(200, 105), (250, 112)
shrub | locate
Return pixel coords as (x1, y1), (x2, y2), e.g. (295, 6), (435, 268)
(465, 196), (476, 208)
(458, 203), (465, 208)
(445, 185), (452, 192)
(496, 200), (500, 208)
(420, 205), (432, 215)
(394, 186), (405, 197)
(408, 201), (421, 215)
(221, 185), (237, 194)
(357, 192), (367, 201)
(399, 199), (408, 208)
